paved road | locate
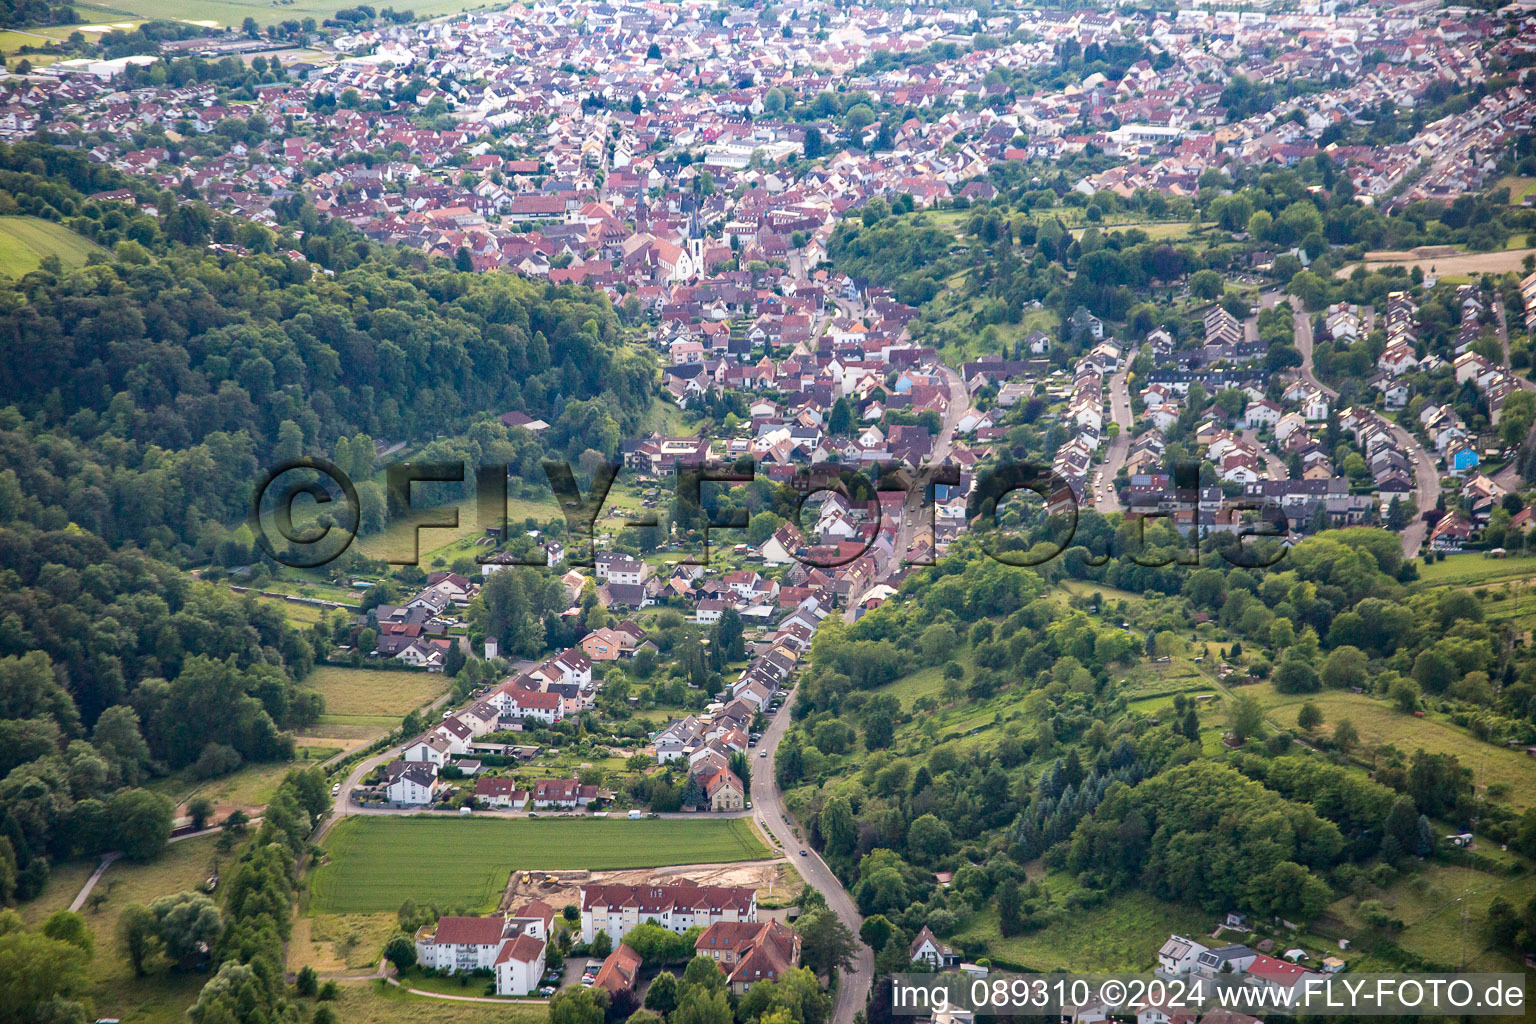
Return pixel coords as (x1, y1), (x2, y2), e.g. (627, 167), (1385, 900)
(68, 852), (121, 912)
(842, 362), (967, 625)
(1241, 428), (1288, 481)
(315, 689), (457, 843)
(751, 685), (871, 1022)
(1094, 346), (1136, 513)
(1291, 302), (1437, 556)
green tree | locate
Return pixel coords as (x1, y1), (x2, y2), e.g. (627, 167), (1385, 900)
(1229, 694), (1265, 743)
(818, 796), (857, 857)
(110, 789), (174, 860)
(0, 926), (90, 1023)
(644, 970), (679, 1015)
(674, 986), (732, 1024)
(681, 954), (725, 995)
(1389, 677), (1420, 712)
(383, 932), (417, 971)
(1321, 646), (1368, 690)
(1190, 269), (1224, 300)
(552, 986), (611, 1024)
(859, 915), (895, 952)
(1274, 656), (1321, 694)
(907, 814), (952, 863)
(1296, 702), (1323, 731)
(150, 891), (222, 967)
(118, 904), (169, 976)
(796, 908), (858, 979)
(188, 796), (215, 831)
(41, 910), (92, 955)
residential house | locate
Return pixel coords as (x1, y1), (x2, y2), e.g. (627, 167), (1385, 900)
(910, 926), (960, 970)
(694, 919), (801, 994)
(385, 760), (440, 805)
(580, 881), (757, 943)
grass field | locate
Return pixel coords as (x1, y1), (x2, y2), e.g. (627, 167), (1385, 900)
(1413, 551), (1536, 589)
(1331, 861), (1536, 969)
(324, 983), (547, 1024)
(0, 216), (103, 276)
(81, 833), (239, 1024)
(147, 755), (321, 812)
(1244, 682), (1536, 810)
(290, 911), (401, 973)
(309, 664), (450, 718)
(17, 858), (96, 927)
(311, 816), (773, 914)
(1493, 176), (1536, 205)
(956, 885), (1212, 972)
(251, 593), (330, 624)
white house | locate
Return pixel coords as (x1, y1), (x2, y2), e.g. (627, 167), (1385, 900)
(580, 881), (756, 943)
(494, 934), (548, 996)
(1242, 399), (1282, 429)
(1156, 935), (1209, 975)
(596, 552), (648, 586)
(385, 760), (440, 804)
(909, 926), (960, 970)
(403, 733), (455, 765)
(414, 913), (548, 996)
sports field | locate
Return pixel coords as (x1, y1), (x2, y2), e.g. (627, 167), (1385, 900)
(311, 816), (773, 913)
(0, 216), (103, 276)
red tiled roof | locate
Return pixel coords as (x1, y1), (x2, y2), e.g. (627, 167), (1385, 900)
(432, 916), (506, 946)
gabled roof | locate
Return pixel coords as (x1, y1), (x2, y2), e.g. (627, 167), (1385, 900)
(432, 916), (507, 946)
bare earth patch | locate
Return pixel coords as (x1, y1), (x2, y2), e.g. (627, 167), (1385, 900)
(498, 860), (797, 914)
(1335, 247), (1535, 278)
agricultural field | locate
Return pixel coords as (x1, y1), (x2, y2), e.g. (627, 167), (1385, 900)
(35, 0), (503, 29)
(311, 816), (773, 914)
(1493, 176), (1536, 205)
(308, 664), (450, 718)
(0, 216), (104, 276)
(1335, 246), (1536, 279)
(1243, 682), (1536, 810)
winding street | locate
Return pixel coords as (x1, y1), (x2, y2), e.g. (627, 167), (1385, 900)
(751, 682), (872, 1023)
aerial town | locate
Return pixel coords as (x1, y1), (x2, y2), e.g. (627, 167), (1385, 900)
(2, 2), (1536, 1024)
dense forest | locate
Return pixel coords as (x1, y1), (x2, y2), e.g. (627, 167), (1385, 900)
(0, 143), (656, 561)
(0, 147), (660, 921)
